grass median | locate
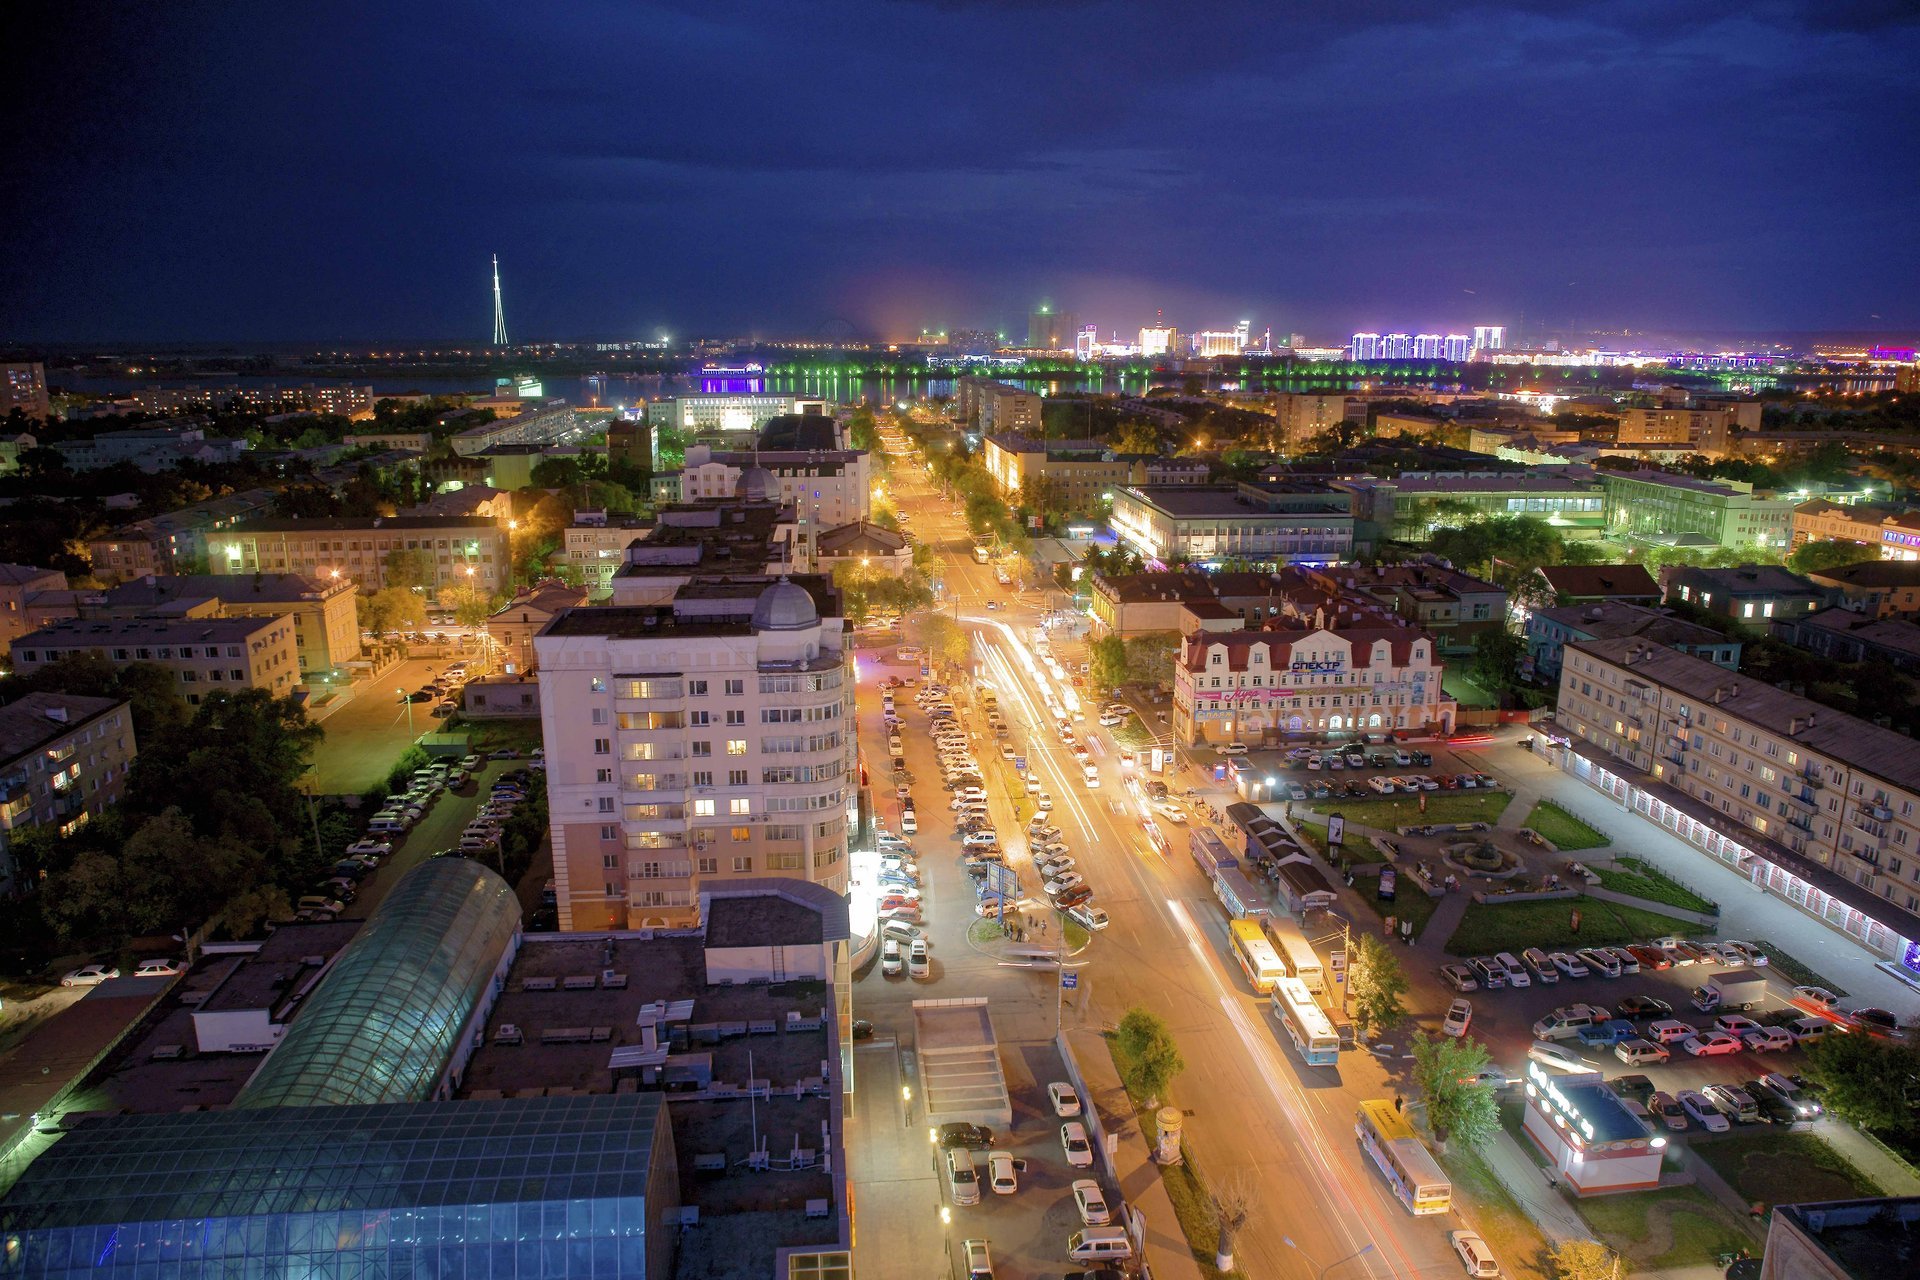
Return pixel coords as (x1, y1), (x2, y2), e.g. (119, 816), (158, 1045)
(1444, 895), (1698, 956)
(1575, 1183), (1756, 1270)
(1518, 799), (1609, 851)
(1591, 856), (1717, 914)
(1691, 1129), (1884, 1206)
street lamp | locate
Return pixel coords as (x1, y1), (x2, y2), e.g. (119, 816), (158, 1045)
(397, 687), (414, 735)
(1282, 1238), (1376, 1280)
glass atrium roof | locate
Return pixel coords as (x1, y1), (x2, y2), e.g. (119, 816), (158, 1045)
(233, 857), (521, 1110)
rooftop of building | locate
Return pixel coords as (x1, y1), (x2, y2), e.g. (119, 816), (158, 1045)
(1553, 1076), (1653, 1144)
(1531, 601), (1732, 648)
(1805, 560), (1920, 588)
(225, 514), (505, 534)
(541, 576), (842, 640)
(97, 572), (347, 610)
(17, 613), (287, 647)
(1118, 482), (1345, 517)
(1791, 607), (1920, 658)
(199, 919), (364, 1016)
(1328, 562), (1506, 597)
(1775, 1197), (1920, 1278)
(0, 563), (65, 586)
(1666, 563), (1826, 595)
(814, 520), (908, 556)
(1535, 563), (1661, 599)
(1603, 469), (1752, 497)
(1094, 570), (1219, 603)
(1375, 473), (1601, 494)
(490, 580), (591, 619)
(1793, 497), (1906, 520)
(0, 692), (127, 760)
(1182, 620), (1432, 672)
(982, 432), (1112, 459)
(1567, 634), (1920, 793)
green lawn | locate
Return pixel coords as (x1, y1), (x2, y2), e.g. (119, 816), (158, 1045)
(1575, 1184), (1757, 1270)
(1691, 1129), (1884, 1207)
(1295, 822), (1389, 865)
(1356, 877), (1440, 940)
(1308, 789), (1512, 831)
(1519, 800), (1610, 851)
(1591, 856), (1717, 914)
(1430, 1140), (1553, 1280)
(1444, 895), (1698, 956)
(1107, 1034), (1239, 1280)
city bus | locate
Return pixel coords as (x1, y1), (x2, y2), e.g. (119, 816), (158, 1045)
(1228, 919), (1286, 994)
(1354, 1099), (1452, 1216)
(973, 545), (991, 564)
(1262, 915), (1327, 995)
(1271, 977), (1340, 1066)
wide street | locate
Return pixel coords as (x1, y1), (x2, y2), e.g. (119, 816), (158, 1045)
(308, 656), (460, 794)
(852, 432), (1465, 1280)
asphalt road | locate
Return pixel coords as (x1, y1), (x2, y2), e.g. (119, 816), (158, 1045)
(308, 656), (454, 794)
(855, 436), (1468, 1280)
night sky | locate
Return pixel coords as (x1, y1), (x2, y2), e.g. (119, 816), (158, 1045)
(4, 1), (1918, 345)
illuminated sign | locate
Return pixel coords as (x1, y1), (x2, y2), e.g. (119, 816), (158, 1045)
(1291, 660), (1344, 673)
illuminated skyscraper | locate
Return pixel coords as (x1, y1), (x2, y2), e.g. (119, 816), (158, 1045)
(1350, 332), (1380, 360)
(1443, 334), (1471, 362)
(1075, 324), (1098, 361)
(1413, 333), (1445, 359)
(1027, 306), (1075, 351)
(1140, 325), (1179, 357)
(491, 255), (508, 347)
(1383, 333), (1414, 359)
(1473, 325), (1506, 353)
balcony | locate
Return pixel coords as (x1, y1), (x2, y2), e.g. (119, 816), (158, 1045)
(1785, 812), (1815, 834)
(1801, 768), (1825, 790)
(1781, 789), (1815, 812)
(1864, 802), (1893, 821)
(617, 712), (684, 732)
(1851, 812), (1891, 840)
(625, 832), (687, 851)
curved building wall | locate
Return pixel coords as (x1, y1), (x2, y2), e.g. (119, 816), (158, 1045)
(234, 857), (520, 1109)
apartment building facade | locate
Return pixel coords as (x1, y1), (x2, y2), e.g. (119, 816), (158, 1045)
(1790, 499), (1906, 552)
(1, 564), (69, 658)
(210, 516), (508, 592)
(672, 445), (871, 541)
(11, 614), (302, 703)
(957, 378), (1042, 434)
(562, 514), (653, 597)
(81, 572), (360, 675)
(87, 488), (280, 581)
(1552, 636), (1920, 963)
(1110, 484), (1354, 565)
(1173, 623), (1454, 747)
(533, 577), (854, 931)
(1272, 393), (1354, 446)
(1615, 407), (1732, 457)
(0, 693), (136, 893)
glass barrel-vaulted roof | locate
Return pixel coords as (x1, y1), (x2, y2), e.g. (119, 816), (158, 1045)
(233, 857), (520, 1109)
(0, 1095), (663, 1237)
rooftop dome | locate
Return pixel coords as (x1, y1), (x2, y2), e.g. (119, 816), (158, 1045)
(751, 577), (818, 631)
(737, 464), (777, 501)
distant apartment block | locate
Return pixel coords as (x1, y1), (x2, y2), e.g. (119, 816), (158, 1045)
(1109, 483), (1354, 565)
(1271, 393), (1355, 446)
(0, 693), (136, 892)
(79, 572), (360, 676)
(209, 516), (508, 593)
(1803, 560), (1920, 618)
(11, 614), (302, 703)
(485, 580), (589, 676)
(1601, 470), (1794, 551)
(1, 363), (51, 423)
(957, 378), (1041, 434)
(1523, 601), (1740, 683)
(1776, 608), (1920, 673)
(670, 445), (870, 549)
(1, 564), (70, 658)
(87, 488), (281, 580)
(448, 400), (582, 457)
(51, 424), (250, 473)
(643, 394), (826, 436)
(533, 577), (853, 931)
(563, 511), (655, 597)
(1553, 636), (1920, 961)
(130, 384), (373, 418)
(1661, 564), (1835, 625)
(1615, 406), (1732, 457)
(1789, 498), (1907, 551)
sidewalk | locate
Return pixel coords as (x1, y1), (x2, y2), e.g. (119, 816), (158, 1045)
(1479, 1129), (1591, 1245)
(1816, 1117), (1920, 1195)
(1066, 1027), (1208, 1280)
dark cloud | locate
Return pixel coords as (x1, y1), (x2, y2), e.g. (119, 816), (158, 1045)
(0, 0), (1915, 343)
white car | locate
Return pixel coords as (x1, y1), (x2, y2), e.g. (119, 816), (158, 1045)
(1549, 951), (1589, 979)
(881, 940), (904, 977)
(962, 1238), (993, 1280)
(1036, 791), (1054, 811)
(1048, 1082), (1083, 1117)
(133, 959), (183, 977)
(1614, 1039), (1670, 1066)
(1495, 952), (1531, 987)
(1067, 903), (1110, 932)
(1678, 1089), (1730, 1132)
(1219, 742), (1248, 756)
(1576, 947), (1621, 978)
(1741, 1026), (1795, 1053)
(1442, 1000), (1472, 1038)
(1526, 1041), (1591, 1073)
(60, 964), (120, 988)
(1060, 1121), (1094, 1167)
(1450, 1231), (1501, 1278)
(1072, 1178), (1111, 1226)
(1044, 871), (1086, 896)
(987, 1150), (1019, 1195)
(962, 831), (998, 849)
(908, 938), (931, 980)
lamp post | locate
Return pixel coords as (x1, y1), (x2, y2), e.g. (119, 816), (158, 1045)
(398, 687), (414, 736)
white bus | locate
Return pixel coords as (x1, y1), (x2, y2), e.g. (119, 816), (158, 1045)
(1355, 1099), (1452, 1216)
(1271, 977), (1340, 1066)
(1228, 920), (1286, 994)
(1263, 915), (1327, 995)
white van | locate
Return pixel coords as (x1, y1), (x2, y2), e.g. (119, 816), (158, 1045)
(1066, 1228), (1134, 1265)
(1532, 1004), (1605, 1041)
(367, 817), (408, 834)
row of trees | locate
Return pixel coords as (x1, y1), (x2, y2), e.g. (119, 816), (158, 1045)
(1088, 633), (1181, 694)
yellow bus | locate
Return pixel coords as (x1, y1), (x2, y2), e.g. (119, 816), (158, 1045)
(1355, 1099), (1451, 1215)
(1228, 919), (1286, 994)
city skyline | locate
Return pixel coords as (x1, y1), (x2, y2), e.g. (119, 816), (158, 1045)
(3, 2), (1918, 345)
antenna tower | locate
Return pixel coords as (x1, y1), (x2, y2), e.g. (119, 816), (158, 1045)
(491, 255), (509, 347)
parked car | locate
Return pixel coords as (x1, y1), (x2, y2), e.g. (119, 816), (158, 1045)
(1049, 1082), (1083, 1117)
(1702, 1083), (1760, 1124)
(1577, 948), (1623, 978)
(937, 1122), (994, 1149)
(1066, 903), (1110, 931)
(1521, 948), (1559, 985)
(1449, 1230), (1501, 1279)
(882, 940), (904, 977)
(1605, 946), (1642, 974)
(1072, 1178), (1112, 1226)
(987, 1150), (1019, 1195)
(132, 958), (183, 977)
(1494, 952), (1531, 987)
(1467, 956), (1507, 989)
(1061, 1121), (1094, 1167)
(1626, 945), (1673, 971)
(1614, 1038), (1670, 1066)
(1682, 1030), (1743, 1057)
(1550, 951), (1590, 979)
(1615, 995), (1673, 1020)
(1439, 963), (1480, 992)
(1649, 1091), (1690, 1131)
(1678, 1089), (1731, 1132)
(1753, 1071), (1823, 1118)
(1442, 1000), (1473, 1038)
(1647, 1019), (1697, 1044)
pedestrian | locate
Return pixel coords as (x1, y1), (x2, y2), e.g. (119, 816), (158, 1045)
(1393, 1094), (1404, 1113)
(1547, 1176), (1559, 1191)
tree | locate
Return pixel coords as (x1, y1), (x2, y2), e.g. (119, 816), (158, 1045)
(1803, 1029), (1920, 1137)
(1210, 1174), (1254, 1273)
(1112, 419), (1163, 455)
(381, 547), (435, 592)
(530, 456), (586, 489)
(1089, 635), (1128, 693)
(1550, 1240), (1624, 1280)
(1124, 633), (1181, 688)
(437, 579), (497, 628)
(915, 612), (971, 672)
(1347, 933), (1410, 1038)
(1469, 629), (1527, 697)
(359, 586), (427, 638)
(1788, 538), (1878, 576)
(1116, 1006), (1186, 1101)
(1409, 1032), (1500, 1150)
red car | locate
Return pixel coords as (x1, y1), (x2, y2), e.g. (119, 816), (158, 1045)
(1626, 945), (1672, 971)
(1054, 884), (1095, 909)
